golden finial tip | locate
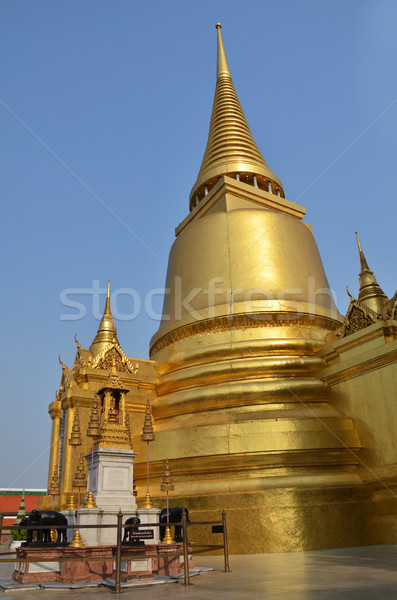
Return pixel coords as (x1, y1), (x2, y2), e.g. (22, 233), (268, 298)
(215, 23), (221, 29)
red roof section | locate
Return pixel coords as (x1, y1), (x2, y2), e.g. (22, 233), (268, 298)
(0, 494), (45, 525)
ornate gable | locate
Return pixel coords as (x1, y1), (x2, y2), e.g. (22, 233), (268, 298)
(337, 300), (378, 339)
(93, 344), (138, 374)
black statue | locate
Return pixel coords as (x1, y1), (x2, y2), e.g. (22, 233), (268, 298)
(123, 516), (141, 544)
(23, 510), (68, 544)
(159, 507), (190, 542)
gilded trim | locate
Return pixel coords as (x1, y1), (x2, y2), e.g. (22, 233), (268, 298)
(324, 349), (397, 385)
(150, 312), (341, 356)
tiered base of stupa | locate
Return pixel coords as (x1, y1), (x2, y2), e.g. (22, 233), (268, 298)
(142, 311), (376, 553)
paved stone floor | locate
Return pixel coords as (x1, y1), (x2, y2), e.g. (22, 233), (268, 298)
(2, 545), (397, 599)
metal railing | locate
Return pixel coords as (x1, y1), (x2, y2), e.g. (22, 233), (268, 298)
(0, 508), (230, 593)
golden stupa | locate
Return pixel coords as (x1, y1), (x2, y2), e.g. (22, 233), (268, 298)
(146, 24), (368, 553)
(43, 25), (397, 554)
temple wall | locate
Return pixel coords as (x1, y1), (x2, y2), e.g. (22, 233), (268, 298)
(320, 320), (397, 543)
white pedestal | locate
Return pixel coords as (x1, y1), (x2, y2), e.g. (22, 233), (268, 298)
(78, 508), (138, 546)
(61, 510), (76, 543)
(85, 448), (137, 513)
(78, 508), (101, 546)
(136, 508), (161, 545)
(77, 447), (139, 546)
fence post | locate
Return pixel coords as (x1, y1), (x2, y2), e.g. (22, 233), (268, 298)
(181, 507), (191, 585)
(222, 510), (230, 572)
(0, 513), (3, 541)
(114, 510), (123, 594)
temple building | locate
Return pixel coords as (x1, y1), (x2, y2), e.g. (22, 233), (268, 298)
(43, 25), (397, 553)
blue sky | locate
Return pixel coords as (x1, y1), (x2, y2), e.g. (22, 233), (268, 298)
(1, 1), (396, 488)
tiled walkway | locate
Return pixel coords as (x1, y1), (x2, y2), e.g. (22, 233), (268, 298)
(2, 545), (397, 599)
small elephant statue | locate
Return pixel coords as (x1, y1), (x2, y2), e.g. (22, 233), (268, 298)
(159, 507), (190, 542)
(123, 516), (141, 543)
(26, 510), (68, 544)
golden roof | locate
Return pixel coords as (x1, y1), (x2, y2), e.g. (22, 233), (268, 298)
(89, 280), (119, 356)
(355, 232), (388, 314)
(189, 24), (283, 208)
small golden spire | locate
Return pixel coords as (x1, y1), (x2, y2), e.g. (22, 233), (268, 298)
(161, 459), (175, 544)
(69, 404), (82, 447)
(49, 463), (60, 495)
(89, 280), (119, 356)
(189, 25), (284, 208)
(141, 399), (155, 443)
(355, 232), (388, 314)
(125, 412), (133, 447)
(141, 399), (155, 508)
(73, 452), (87, 489)
(67, 494), (77, 510)
(69, 530), (85, 548)
(87, 396), (101, 438)
(161, 458), (174, 492)
(83, 491), (97, 509)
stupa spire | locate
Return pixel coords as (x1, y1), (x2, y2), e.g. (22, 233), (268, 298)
(189, 23), (284, 209)
(216, 22), (230, 77)
(90, 281), (119, 356)
(355, 232), (387, 314)
(355, 232), (370, 272)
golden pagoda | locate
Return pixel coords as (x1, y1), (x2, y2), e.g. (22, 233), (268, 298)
(145, 24), (370, 553)
(43, 25), (397, 554)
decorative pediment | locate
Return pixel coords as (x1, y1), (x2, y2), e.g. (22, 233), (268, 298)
(92, 344), (138, 374)
(337, 300), (378, 338)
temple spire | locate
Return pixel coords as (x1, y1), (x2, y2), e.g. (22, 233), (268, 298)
(355, 233), (387, 314)
(104, 280), (111, 316)
(90, 281), (119, 356)
(355, 232), (370, 272)
(189, 24), (284, 209)
(216, 23), (230, 77)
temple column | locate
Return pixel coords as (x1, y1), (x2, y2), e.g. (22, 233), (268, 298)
(47, 396), (62, 491)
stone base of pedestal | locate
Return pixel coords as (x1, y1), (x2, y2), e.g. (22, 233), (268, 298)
(12, 543), (193, 584)
(151, 542), (194, 576)
(78, 509), (138, 546)
(136, 507), (161, 544)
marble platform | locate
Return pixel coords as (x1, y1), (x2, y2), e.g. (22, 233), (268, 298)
(12, 542), (193, 584)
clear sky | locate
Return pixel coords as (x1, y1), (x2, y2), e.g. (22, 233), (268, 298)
(1, 1), (396, 488)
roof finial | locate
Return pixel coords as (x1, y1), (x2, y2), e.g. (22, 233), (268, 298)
(355, 232), (369, 272)
(215, 23), (230, 78)
(104, 280), (111, 316)
(89, 280), (119, 356)
(354, 232), (387, 313)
